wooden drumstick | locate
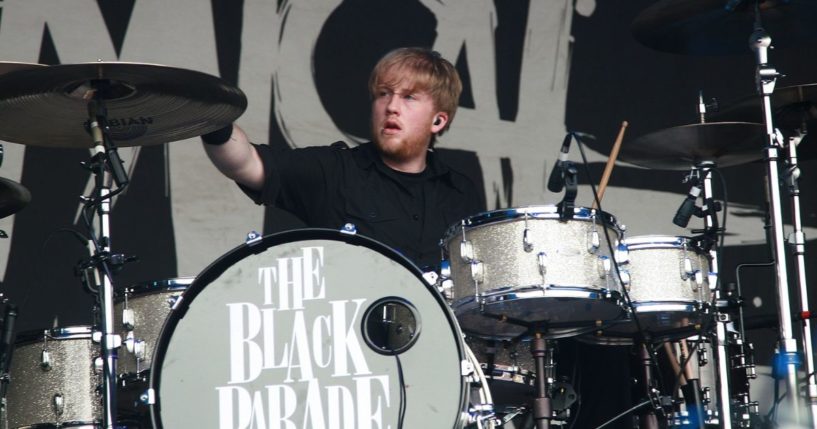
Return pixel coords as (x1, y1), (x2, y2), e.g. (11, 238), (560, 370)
(678, 339), (695, 381)
(662, 342), (687, 387)
(593, 120), (628, 209)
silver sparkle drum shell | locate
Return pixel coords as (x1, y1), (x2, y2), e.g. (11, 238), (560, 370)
(442, 206), (626, 339)
(6, 326), (101, 428)
(589, 235), (714, 343)
(115, 278), (192, 376)
(149, 229), (485, 429)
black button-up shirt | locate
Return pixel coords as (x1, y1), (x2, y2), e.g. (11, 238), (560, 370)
(243, 142), (484, 269)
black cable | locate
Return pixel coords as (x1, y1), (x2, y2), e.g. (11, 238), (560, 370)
(594, 399), (653, 429)
(574, 136), (660, 366)
(566, 340), (583, 429)
(394, 353), (407, 428)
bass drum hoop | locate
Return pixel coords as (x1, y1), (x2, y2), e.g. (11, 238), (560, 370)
(148, 228), (470, 429)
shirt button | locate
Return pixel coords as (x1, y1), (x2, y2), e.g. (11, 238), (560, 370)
(412, 214), (420, 221)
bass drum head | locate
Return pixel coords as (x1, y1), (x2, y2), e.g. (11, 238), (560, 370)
(150, 229), (469, 429)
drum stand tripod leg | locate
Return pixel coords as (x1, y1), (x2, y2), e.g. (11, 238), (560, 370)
(531, 335), (552, 429)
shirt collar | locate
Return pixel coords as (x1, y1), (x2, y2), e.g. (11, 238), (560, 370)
(353, 142), (467, 191)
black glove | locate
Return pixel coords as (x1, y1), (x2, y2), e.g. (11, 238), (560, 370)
(201, 124), (233, 145)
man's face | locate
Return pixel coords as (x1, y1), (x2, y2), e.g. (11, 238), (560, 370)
(370, 73), (442, 168)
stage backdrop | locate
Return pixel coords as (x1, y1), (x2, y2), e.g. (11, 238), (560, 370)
(0, 0), (814, 426)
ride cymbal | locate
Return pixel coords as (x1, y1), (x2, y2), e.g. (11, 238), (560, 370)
(632, 0), (817, 55)
(0, 177), (30, 219)
(619, 122), (765, 170)
(0, 62), (247, 148)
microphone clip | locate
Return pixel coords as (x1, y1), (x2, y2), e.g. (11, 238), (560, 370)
(557, 162), (578, 221)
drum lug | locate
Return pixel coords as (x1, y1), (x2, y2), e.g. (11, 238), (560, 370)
(339, 223), (357, 235)
(40, 350), (52, 370)
(708, 271), (718, 291)
(167, 294), (181, 308)
(702, 386), (711, 405)
(692, 270), (704, 291)
(537, 252), (548, 278)
(94, 357), (104, 374)
(698, 345), (709, 367)
(614, 242), (630, 265)
(460, 240), (475, 262)
(470, 260), (484, 284)
(144, 387), (156, 405)
(52, 393), (65, 415)
(124, 331), (135, 353)
(597, 255), (611, 279)
(134, 339), (147, 360)
(618, 269), (631, 290)
(587, 230), (600, 254)
(245, 230), (263, 244)
(461, 358), (475, 376)
(681, 257), (695, 280)
(122, 308), (135, 330)
(523, 228), (534, 252)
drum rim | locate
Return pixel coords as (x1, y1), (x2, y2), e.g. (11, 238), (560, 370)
(149, 228), (470, 429)
(117, 277), (194, 298)
(442, 205), (622, 242)
(622, 234), (698, 249)
(14, 325), (94, 345)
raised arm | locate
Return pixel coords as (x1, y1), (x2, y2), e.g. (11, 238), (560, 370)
(201, 124), (265, 191)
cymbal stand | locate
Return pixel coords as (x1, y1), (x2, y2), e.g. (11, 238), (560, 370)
(688, 161), (735, 429)
(783, 129), (817, 425)
(82, 89), (131, 429)
(750, 22), (803, 425)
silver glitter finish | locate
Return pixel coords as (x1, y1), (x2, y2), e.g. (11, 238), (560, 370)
(442, 206), (625, 338)
(115, 278), (191, 375)
(584, 236), (715, 342)
(622, 235), (711, 303)
(6, 327), (101, 427)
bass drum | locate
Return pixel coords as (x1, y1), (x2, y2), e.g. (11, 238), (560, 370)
(149, 229), (493, 429)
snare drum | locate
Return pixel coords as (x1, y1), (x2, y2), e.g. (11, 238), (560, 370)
(115, 277), (192, 376)
(442, 206), (626, 339)
(6, 326), (101, 428)
(592, 235), (714, 342)
(150, 229), (494, 429)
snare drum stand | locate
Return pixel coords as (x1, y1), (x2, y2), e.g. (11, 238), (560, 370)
(81, 91), (132, 429)
(531, 334), (555, 429)
(750, 22), (805, 426)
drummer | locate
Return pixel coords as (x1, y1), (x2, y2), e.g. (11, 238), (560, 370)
(200, 47), (484, 270)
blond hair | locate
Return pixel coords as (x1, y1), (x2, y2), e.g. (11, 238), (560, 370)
(369, 47), (462, 137)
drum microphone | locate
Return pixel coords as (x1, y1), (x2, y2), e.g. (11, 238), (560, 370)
(673, 183), (702, 227)
(547, 133), (574, 193)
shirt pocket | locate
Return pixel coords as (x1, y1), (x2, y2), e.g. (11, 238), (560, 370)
(343, 195), (403, 226)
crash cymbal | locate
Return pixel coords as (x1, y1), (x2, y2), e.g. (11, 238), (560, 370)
(632, 0), (817, 55)
(619, 122), (765, 170)
(712, 84), (817, 160)
(714, 83), (817, 131)
(0, 62), (247, 147)
(0, 177), (30, 219)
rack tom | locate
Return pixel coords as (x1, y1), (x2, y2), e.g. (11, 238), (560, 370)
(442, 206), (626, 340)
